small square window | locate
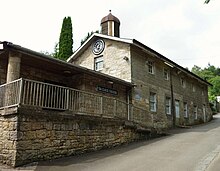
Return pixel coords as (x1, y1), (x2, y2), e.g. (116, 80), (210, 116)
(164, 69), (169, 80)
(148, 61), (154, 74)
(94, 56), (104, 71)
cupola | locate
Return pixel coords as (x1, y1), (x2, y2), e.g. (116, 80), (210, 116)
(101, 10), (120, 37)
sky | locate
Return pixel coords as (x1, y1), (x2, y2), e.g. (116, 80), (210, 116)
(0, 0), (220, 69)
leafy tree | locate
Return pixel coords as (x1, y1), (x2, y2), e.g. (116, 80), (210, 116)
(57, 16), (73, 60)
(52, 43), (59, 58)
(204, 0), (210, 4)
(191, 64), (220, 102)
(209, 76), (220, 101)
(81, 30), (99, 45)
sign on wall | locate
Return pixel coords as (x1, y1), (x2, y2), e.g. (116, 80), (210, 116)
(96, 86), (118, 95)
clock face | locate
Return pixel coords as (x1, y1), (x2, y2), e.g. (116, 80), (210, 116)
(92, 39), (105, 55)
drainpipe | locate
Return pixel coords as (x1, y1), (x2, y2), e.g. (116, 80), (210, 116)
(127, 88), (131, 121)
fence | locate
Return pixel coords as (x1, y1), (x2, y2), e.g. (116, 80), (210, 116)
(0, 79), (22, 109)
(0, 78), (153, 127)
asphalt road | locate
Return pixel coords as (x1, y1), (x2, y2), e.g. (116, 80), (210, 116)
(2, 114), (220, 171)
(33, 113), (220, 171)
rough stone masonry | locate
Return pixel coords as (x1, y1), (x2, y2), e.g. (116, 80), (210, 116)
(0, 106), (147, 167)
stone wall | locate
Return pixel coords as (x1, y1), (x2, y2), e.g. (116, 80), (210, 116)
(13, 107), (142, 166)
(81, 74), (129, 101)
(172, 69), (212, 125)
(70, 38), (212, 128)
(20, 64), (69, 87)
(130, 46), (212, 127)
(72, 38), (132, 82)
(0, 114), (18, 166)
(131, 47), (170, 128)
(20, 64), (128, 102)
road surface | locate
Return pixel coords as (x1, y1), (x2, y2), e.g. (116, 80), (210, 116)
(34, 114), (220, 171)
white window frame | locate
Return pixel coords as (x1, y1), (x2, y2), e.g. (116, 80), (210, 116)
(184, 102), (188, 118)
(175, 100), (180, 118)
(194, 105), (198, 120)
(164, 68), (169, 80)
(148, 61), (154, 74)
(150, 92), (157, 112)
(165, 97), (171, 115)
(94, 56), (104, 71)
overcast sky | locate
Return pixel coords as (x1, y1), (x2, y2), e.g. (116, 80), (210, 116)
(1, 0), (219, 69)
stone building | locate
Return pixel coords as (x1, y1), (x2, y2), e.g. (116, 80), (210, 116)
(68, 11), (212, 128)
(0, 12), (212, 167)
(0, 42), (150, 166)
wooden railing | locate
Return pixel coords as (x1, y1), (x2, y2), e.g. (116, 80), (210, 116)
(0, 78), (153, 127)
(21, 79), (68, 110)
(0, 79), (22, 109)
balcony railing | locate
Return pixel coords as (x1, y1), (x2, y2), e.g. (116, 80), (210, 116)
(0, 78), (153, 127)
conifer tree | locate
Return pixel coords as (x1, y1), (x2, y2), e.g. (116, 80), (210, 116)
(57, 16), (73, 60)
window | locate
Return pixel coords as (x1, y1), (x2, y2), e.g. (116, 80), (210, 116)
(180, 78), (186, 88)
(175, 100), (180, 118)
(184, 102), (188, 118)
(94, 56), (104, 71)
(193, 85), (196, 92)
(150, 92), (157, 112)
(164, 69), (169, 80)
(165, 97), (171, 115)
(202, 89), (204, 96)
(148, 61), (154, 74)
(194, 105), (198, 120)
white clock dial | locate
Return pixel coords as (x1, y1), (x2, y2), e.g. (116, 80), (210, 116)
(92, 39), (105, 55)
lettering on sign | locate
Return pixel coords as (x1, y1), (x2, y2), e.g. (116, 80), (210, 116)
(96, 86), (118, 95)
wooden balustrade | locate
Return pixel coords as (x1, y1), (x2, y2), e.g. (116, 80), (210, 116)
(0, 79), (22, 109)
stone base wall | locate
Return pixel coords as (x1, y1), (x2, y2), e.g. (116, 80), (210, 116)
(13, 107), (143, 166)
(0, 114), (18, 166)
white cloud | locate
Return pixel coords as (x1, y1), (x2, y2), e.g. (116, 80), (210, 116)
(0, 0), (220, 69)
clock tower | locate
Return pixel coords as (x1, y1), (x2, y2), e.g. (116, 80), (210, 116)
(101, 10), (120, 37)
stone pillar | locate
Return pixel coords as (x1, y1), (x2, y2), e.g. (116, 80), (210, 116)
(6, 51), (21, 83)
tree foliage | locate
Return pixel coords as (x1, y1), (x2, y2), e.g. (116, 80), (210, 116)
(204, 0), (210, 4)
(81, 30), (99, 46)
(57, 16), (73, 60)
(191, 64), (220, 101)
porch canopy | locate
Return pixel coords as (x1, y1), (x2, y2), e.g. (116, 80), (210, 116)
(0, 41), (133, 88)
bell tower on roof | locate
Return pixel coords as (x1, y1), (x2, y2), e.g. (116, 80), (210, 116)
(101, 10), (120, 37)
